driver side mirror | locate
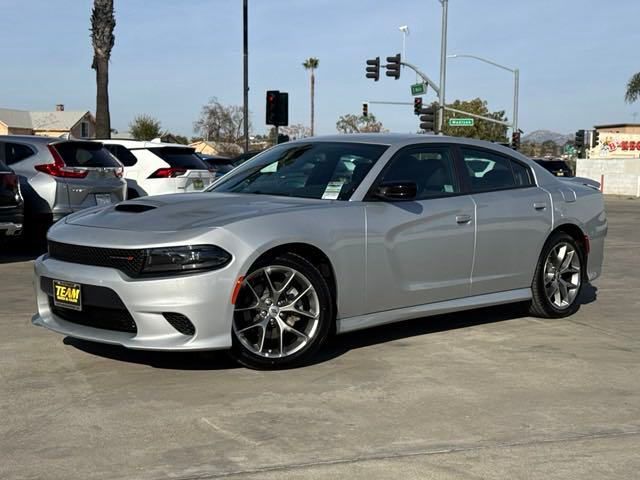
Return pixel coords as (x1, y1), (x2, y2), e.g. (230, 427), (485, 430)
(373, 181), (417, 201)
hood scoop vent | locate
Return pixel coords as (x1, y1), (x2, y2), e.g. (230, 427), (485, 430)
(115, 203), (157, 213)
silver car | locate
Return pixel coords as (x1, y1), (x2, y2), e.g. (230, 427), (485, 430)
(32, 134), (607, 369)
(0, 135), (126, 240)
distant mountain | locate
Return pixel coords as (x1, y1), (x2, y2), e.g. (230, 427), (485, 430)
(522, 130), (573, 145)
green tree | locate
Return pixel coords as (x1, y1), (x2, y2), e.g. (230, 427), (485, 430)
(336, 113), (386, 133)
(129, 114), (163, 141)
(438, 98), (508, 142)
(90, 0), (116, 139)
(625, 72), (640, 103)
(541, 140), (557, 156)
(303, 58), (319, 136)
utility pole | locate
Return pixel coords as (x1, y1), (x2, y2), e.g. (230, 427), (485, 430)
(242, 0), (249, 152)
(438, 0), (448, 132)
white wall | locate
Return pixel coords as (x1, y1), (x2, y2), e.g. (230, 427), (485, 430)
(576, 158), (640, 196)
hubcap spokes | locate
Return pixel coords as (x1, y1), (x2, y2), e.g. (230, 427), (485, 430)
(233, 266), (320, 358)
(544, 242), (581, 309)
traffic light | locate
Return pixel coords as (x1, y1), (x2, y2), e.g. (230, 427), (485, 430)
(592, 130), (600, 147)
(265, 90), (289, 126)
(413, 97), (423, 115)
(419, 105), (437, 132)
(574, 130), (585, 157)
(362, 102), (369, 117)
(511, 131), (521, 150)
(365, 57), (380, 82)
(385, 53), (401, 80)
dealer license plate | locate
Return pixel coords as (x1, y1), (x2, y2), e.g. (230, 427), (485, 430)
(95, 193), (112, 206)
(52, 280), (82, 311)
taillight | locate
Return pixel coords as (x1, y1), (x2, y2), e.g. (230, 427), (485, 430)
(34, 145), (88, 178)
(148, 168), (187, 178)
(0, 173), (19, 191)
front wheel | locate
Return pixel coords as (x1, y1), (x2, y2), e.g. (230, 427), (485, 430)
(529, 232), (584, 318)
(231, 253), (333, 369)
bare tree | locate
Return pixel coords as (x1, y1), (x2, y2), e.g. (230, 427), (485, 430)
(90, 0), (115, 138)
(280, 123), (311, 140)
(336, 113), (386, 133)
(193, 98), (249, 145)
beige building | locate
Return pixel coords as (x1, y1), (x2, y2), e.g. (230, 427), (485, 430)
(594, 123), (640, 135)
(189, 140), (243, 157)
(0, 105), (96, 138)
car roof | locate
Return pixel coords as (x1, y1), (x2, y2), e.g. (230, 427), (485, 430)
(98, 139), (190, 149)
(0, 134), (67, 144)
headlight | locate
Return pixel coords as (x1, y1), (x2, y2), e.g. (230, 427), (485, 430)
(142, 245), (231, 275)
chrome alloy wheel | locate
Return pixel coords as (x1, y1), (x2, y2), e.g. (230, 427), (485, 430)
(543, 242), (581, 309)
(233, 266), (321, 358)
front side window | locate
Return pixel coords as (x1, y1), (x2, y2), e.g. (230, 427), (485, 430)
(376, 145), (458, 200)
(211, 142), (388, 200)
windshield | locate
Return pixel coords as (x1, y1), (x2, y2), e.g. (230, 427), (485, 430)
(210, 142), (388, 200)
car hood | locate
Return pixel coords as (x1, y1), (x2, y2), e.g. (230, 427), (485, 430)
(64, 192), (332, 232)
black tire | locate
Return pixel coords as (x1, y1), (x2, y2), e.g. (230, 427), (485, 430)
(529, 232), (584, 318)
(23, 213), (52, 251)
(230, 252), (334, 370)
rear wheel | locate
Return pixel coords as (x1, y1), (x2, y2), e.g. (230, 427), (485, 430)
(529, 232), (583, 318)
(231, 253), (333, 369)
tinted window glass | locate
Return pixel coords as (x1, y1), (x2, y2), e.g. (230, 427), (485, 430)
(105, 144), (138, 167)
(212, 142), (388, 200)
(147, 147), (208, 170)
(378, 146), (458, 199)
(461, 148), (516, 192)
(54, 142), (122, 168)
(5, 143), (35, 165)
(511, 161), (534, 186)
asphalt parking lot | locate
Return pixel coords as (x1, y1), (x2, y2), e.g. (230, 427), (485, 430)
(1, 197), (639, 480)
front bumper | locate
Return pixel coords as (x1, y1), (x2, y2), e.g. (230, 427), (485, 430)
(32, 255), (236, 351)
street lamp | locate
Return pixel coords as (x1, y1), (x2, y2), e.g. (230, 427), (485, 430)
(398, 25), (409, 60)
(447, 53), (520, 134)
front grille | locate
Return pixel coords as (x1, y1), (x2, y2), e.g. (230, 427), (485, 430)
(50, 300), (137, 333)
(163, 312), (196, 336)
(48, 241), (146, 277)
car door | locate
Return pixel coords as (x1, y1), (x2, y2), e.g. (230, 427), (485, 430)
(459, 146), (552, 296)
(364, 144), (475, 313)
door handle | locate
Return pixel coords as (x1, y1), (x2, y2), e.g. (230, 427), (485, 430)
(456, 214), (472, 224)
(533, 202), (547, 210)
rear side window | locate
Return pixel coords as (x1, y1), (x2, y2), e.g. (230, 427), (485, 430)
(104, 144), (138, 167)
(147, 147), (208, 170)
(461, 148), (516, 192)
(511, 161), (534, 186)
(53, 142), (122, 168)
(4, 142), (35, 165)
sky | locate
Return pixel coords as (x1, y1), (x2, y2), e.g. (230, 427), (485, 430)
(1, 0), (639, 137)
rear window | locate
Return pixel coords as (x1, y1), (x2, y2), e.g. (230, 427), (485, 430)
(54, 142), (121, 168)
(147, 147), (208, 170)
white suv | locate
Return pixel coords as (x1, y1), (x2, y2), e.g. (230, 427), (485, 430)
(100, 140), (214, 198)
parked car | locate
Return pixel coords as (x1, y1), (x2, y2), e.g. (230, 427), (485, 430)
(33, 134), (607, 369)
(101, 140), (214, 198)
(0, 160), (24, 241)
(0, 135), (126, 241)
(533, 158), (573, 177)
(196, 154), (236, 179)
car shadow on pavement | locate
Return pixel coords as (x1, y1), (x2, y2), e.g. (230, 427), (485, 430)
(62, 286), (597, 370)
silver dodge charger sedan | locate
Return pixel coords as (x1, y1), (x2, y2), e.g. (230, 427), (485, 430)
(32, 134), (607, 369)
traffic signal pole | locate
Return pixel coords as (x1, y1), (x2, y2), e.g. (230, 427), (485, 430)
(438, 0), (449, 133)
(242, 0), (249, 152)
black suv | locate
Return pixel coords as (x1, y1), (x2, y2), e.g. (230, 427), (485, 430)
(533, 158), (573, 177)
(0, 160), (24, 240)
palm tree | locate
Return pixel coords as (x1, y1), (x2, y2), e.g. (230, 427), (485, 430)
(90, 0), (116, 138)
(303, 58), (319, 136)
(625, 72), (640, 104)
